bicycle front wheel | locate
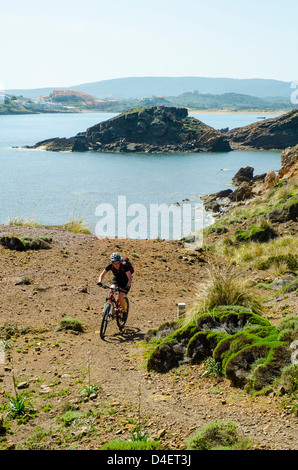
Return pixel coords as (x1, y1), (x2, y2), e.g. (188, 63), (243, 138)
(100, 302), (112, 339)
(117, 296), (129, 331)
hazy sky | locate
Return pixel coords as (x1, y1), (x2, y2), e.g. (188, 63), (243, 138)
(1, 0), (297, 89)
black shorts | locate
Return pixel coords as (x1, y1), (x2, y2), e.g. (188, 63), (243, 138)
(111, 277), (127, 289)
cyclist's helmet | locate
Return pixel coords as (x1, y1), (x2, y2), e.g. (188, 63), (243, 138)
(110, 252), (121, 262)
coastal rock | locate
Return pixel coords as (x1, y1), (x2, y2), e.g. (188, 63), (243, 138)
(204, 200), (221, 213)
(278, 144), (298, 180)
(228, 182), (253, 201)
(226, 109), (298, 150)
(26, 106), (231, 154)
(232, 166), (254, 185)
(263, 171), (279, 189)
(268, 202), (298, 223)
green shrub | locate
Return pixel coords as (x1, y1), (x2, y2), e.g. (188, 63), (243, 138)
(257, 254), (298, 271)
(278, 364), (298, 394)
(201, 356), (223, 378)
(187, 420), (244, 450)
(100, 439), (161, 450)
(59, 317), (84, 332)
(58, 410), (82, 427)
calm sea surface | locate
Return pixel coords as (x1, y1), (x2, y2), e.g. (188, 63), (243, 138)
(0, 112), (281, 237)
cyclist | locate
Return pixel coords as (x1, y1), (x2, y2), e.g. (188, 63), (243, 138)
(97, 253), (132, 313)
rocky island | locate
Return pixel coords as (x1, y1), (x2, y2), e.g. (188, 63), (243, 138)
(26, 106), (231, 153)
(25, 106), (298, 154)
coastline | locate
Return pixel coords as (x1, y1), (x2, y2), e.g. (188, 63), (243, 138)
(0, 108), (288, 116)
(188, 109), (286, 114)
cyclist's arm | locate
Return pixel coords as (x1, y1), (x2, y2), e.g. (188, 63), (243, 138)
(126, 270), (132, 287)
(98, 269), (108, 284)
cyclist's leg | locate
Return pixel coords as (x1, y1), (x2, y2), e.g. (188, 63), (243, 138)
(118, 291), (128, 313)
(111, 278), (128, 313)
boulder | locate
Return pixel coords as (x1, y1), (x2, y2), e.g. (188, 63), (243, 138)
(263, 171), (279, 189)
(234, 225), (278, 243)
(228, 182), (253, 201)
(232, 166), (254, 185)
(204, 201), (221, 213)
(268, 202), (298, 222)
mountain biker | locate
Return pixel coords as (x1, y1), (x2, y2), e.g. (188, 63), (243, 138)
(97, 253), (132, 313)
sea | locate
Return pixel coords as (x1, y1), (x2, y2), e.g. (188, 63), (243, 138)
(0, 111), (282, 239)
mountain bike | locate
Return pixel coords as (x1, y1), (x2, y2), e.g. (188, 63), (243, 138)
(98, 284), (129, 339)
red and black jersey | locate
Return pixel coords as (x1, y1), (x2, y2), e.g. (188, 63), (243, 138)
(105, 262), (130, 287)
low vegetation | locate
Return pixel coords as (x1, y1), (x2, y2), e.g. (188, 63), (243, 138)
(59, 317), (84, 332)
(204, 179), (298, 274)
(145, 182), (298, 397)
(63, 217), (91, 235)
(187, 419), (248, 450)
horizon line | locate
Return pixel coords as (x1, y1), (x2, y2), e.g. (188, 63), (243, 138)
(5, 75), (294, 92)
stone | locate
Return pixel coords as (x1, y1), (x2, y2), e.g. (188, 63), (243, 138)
(268, 202), (298, 222)
(263, 171), (279, 189)
(228, 182), (253, 201)
(17, 381), (29, 389)
(279, 144), (298, 180)
(232, 166), (254, 185)
(204, 201), (221, 213)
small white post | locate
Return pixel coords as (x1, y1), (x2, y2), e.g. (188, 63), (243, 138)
(177, 303), (186, 320)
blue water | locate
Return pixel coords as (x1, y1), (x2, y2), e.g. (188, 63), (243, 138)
(0, 112), (282, 237)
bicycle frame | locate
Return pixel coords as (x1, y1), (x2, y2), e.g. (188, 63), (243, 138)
(101, 284), (126, 318)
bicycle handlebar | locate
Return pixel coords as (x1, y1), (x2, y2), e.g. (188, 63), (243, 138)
(97, 283), (128, 293)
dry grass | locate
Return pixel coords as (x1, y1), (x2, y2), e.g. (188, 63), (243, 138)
(63, 217), (91, 234)
(186, 260), (264, 323)
(6, 216), (39, 227)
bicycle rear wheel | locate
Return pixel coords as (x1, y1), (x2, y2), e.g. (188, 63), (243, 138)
(116, 296), (129, 331)
(100, 302), (112, 339)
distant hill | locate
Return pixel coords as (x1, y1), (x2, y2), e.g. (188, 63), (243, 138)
(167, 91), (295, 111)
(7, 76), (293, 101)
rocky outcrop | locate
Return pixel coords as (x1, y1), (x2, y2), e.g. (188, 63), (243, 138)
(146, 308), (294, 393)
(278, 144), (298, 180)
(26, 106), (231, 153)
(228, 182), (254, 202)
(226, 109), (298, 150)
(0, 235), (52, 251)
(201, 167), (268, 215)
(232, 166), (254, 185)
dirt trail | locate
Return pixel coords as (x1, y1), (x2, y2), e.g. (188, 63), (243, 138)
(0, 225), (297, 450)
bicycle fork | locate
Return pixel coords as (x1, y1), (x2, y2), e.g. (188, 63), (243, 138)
(103, 302), (113, 321)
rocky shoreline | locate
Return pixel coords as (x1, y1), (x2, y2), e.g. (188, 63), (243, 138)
(226, 109), (298, 150)
(200, 145), (298, 232)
